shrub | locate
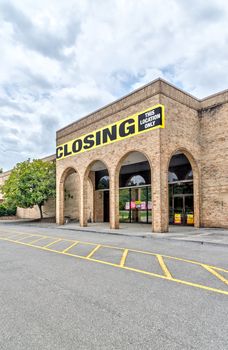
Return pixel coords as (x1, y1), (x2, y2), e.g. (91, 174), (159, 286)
(0, 203), (17, 217)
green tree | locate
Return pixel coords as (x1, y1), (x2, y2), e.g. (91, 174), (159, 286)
(0, 168), (3, 173)
(1, 159), (56, 219)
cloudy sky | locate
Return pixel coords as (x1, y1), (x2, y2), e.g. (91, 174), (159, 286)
(0, 0), (228, 170)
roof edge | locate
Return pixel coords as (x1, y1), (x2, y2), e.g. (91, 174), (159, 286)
(56, 78), (201, 135)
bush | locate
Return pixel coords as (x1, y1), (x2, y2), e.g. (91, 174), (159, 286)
(0, 203), (17, 216)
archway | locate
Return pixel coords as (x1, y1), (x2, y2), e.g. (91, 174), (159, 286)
(117, 151), (152, 225)
(56, 167), (80, 225)
(83, 160), (110, 224)
(168, 151), (199, 226)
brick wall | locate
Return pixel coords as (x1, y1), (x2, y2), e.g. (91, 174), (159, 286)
(56, 79), (228, 231)
(200, 102), (228, 228)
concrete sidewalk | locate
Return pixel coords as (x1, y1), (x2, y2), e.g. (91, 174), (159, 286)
(0, 220), (228, 247)
(58, 222), (228, 246)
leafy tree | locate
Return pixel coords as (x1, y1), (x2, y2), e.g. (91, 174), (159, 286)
(1, 159), (56, 219)
(0, 168), (3, 173)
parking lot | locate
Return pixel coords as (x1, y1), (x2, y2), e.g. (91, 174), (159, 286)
(0, 224), (228, 349)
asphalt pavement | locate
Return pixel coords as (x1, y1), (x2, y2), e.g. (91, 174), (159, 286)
(0, 223), (228, 350)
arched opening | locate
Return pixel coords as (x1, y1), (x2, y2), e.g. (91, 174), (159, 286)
(118, 151), (152, 224)
(85, 160), (110, 223)
(168, 152), (194, 226)
(57, 167), (80, 224)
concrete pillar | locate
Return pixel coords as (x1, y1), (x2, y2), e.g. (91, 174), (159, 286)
(109, 170), (119, 229)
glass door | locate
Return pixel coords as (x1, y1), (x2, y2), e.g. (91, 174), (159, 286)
(173, 196), (184, 224)
(119, 186), (152, 224)
(138, 187), (148, 223)
(184, 195), (194, 225)
(130, 188), (138, 223)
(119, 188), (131, 223)
(172, 195), (194, 225)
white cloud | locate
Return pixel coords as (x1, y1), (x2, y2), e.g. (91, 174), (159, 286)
(0, 0), (228, 170)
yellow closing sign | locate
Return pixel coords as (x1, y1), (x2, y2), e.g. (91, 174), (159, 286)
(56, 104), (165, 161)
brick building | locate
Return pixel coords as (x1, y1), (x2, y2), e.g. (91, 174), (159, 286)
(55, 78), (228, 232)
(1, 78), (227, 231)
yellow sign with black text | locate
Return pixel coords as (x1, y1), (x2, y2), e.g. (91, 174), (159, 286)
(174, 213), (182, 224)
(56, 104), (165, 161)
(187, 214), (194, 225)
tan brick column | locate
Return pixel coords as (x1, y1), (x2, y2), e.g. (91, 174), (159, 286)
(79, 174), (88, 227)
(88, 172), (95, 223)
(109, 170), (119, 229)
(56, 178), (65, 225)
(152, 157), (169, 233)
(192, 160), (201, 228)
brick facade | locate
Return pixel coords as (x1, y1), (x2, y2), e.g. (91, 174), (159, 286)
(56, 79), (228, 231)
(1, 79), (227, 231)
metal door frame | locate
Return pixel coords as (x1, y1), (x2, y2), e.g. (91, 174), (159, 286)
(171, 194), (194, 225)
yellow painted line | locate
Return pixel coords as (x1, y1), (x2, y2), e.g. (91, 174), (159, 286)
(0, 229), (227, 273)
(62, 241), (79, 253)
(5, 233), (28, 240)
(125, 247), (228, 273)
(120, 249), (129, 267)
(28, 236), (47, 245)
(86, 244), (101, 259)
(157, 254), (172, 279)
(43, 239), (62, 248)
(14, 234), (35, 241)
(1, 236), (228, 296)
(202, 264), (228, 286)
(0, 229), (51, 243)
(0, 232), (21, 238)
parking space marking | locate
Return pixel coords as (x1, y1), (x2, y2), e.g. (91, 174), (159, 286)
(62, 241), (79, 253)
(0, 231), (228, 296)
(28, 236), (50, 245)
(157, 254), (172, 279)
(44, 238), (62, 248)
(17, 234), (37, 241)
(16, 234), (36, 242)
(86, 244), (101, 259)
(202, 264), (228, 286)
(8, 233), (30, 240)
(120, 249), (129, 267)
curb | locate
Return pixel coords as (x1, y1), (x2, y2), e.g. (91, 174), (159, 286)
(58, 226), (228, 248)
(1, 221), (227, 248)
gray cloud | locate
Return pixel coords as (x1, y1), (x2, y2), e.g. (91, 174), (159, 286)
(0, 1), (80, 60)
(0, 0), (228, 170)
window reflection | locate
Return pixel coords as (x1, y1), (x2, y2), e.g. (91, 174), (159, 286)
(97, 175), (109, 189)
(126, 175), (146, 187)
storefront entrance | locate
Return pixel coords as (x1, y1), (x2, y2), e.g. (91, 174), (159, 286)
(169, 153), (194, 226)
(119, 186), (152, 223)
(170, 193), (194, 225)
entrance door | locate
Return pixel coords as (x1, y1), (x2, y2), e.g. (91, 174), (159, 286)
(103, 191), (109, 222)
(184, 195), (194, 225)
(173, 195), (194, 225)
(130, 188), (138, 223)
(173, 196), (184, 224)
(119, 187), (152, 224)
